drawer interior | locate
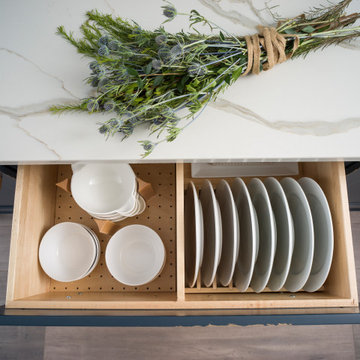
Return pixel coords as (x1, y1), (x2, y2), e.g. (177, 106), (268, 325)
(5, 162), (358, 310)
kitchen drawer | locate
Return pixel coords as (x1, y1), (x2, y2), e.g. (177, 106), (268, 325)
(5, 162), (358, 312)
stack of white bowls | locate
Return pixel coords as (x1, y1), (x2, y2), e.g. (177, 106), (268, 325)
(39, 222), (100, 282)
(71, 162), (146, 222)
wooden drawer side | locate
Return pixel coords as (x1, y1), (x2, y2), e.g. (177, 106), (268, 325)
(6, 165), (58, 303)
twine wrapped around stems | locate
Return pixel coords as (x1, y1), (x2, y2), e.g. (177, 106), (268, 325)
(242, 26), (300, 76)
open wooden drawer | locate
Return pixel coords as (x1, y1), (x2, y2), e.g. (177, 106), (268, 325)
(5, 162), (358, 311)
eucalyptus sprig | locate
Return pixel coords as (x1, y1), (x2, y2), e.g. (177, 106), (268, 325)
(51, 0), (360, 157)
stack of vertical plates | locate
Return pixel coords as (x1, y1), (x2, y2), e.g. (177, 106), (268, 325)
(184, 176), (333, 293)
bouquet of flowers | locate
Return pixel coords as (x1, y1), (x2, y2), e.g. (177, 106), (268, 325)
(51, 0), (360, 156)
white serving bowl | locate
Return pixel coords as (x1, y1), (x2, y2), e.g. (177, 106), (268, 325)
(71, 162), (137, 215)
(105, 225), (166, 286)
(39, 222), (97, 282)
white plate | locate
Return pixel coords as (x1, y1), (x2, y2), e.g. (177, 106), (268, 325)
(105, 225), (166, 286)
(185, 181), (204, 288)
(216, 180), (240, 286)
(199, 180), (222, 287)
(281, 177), (314, 292)
(299, 177), (334, 292)
(248, 178), (277, 293)
(39, 222), (97, 282)
(231, 178), (259, 291)
(264, 177), (294, 291)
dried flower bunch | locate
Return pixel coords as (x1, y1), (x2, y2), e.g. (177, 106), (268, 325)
(51, 0), (360, 156)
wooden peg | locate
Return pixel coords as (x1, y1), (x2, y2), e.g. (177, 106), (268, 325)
(137, 177), (155, 202)
(56, 178), (71, 193)
(93, 219), (118, 236)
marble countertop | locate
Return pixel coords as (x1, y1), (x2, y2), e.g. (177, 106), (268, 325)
(1, 0), (360, 163)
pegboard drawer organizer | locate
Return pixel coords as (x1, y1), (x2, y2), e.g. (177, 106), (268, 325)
(5, 162), (359, 311)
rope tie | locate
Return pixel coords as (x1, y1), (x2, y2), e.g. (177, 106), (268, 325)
(242, 26), (299, 76)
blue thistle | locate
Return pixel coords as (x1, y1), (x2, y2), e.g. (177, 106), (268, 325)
(162, 4), (177, 21)
(153, 116), (166, 125)
(87, 99), (99, 112)
(169, 44), (183, 61)
(98, 35), (110, 46)
(120, 122), (134, 137)
(98, 77), (110, 89)
(155, 35), (167, 45)
(158, 46), (171, 61)
(108, 118), (122, 127)
(91, 77), (99, 87)
(151, 59), (162, 71)
(123, 111), (137, 124)
(103, 101), (115, 112)
(188, 63), (206, 77)
(98, 124), (109, 134)
(108, 40), (121, 51)
(89, 61), (99, 71)
(98, 45), (110, 56)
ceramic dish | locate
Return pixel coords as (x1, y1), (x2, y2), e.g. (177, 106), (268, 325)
(248, 178), (277, 293)
(216, 180), (239, 286)
(81, 225), (101, 275)
(39, 222), (97, 282)
(105, 225), (166, 286)
(281, 177), (314, 292)
(185, 181), (204, 288)
(231, 178), (259, 292)
(71, 162), (137, 215)
(199, 180), (222, 287)
(264, 177), (294, 291)
(299, 177), (334, 292)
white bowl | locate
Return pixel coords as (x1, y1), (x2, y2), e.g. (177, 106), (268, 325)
(71, 162), (136, 214)
(39, 222), (97, 282)
(105, 225), (166, 286)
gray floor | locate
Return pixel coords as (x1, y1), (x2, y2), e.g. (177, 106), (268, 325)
(1, 213), (360, 359)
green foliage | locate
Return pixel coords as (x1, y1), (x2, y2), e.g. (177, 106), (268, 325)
(52, 0), (360, 157)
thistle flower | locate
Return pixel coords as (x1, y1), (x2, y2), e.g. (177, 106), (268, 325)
(153, 116), (166, 125)
(141, 140), (156, 152)
(98, 124), (109, 134)
(151, 59), (162, 71)
(98, 77), (110, 89)
(98, 45), (110, 56)
(155, 35), (168, 45)
(158, 46), (171, 61)
(103, 101), (115, 111)
(119, 122), (134, 137)
(91, 77), (99, 87)
(108, 40), (121, 51)
(87, 99), (99, 112)
(123, 111), (138, 124)
(188, 63), (206, 77)
(169, 44), (183, 61)
(98, 35), (110, 46)
(89, 61), (99, 71)
(162, 3), (177, 21)
(108, 118), (122, 127)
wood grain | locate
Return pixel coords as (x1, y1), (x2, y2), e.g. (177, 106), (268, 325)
(43, 325), (355, 360)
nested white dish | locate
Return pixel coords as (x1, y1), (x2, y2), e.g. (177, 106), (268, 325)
(39, 222), (98, 282)
(105, 225), (166, 286)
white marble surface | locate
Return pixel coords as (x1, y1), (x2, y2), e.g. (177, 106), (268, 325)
(0, 0), (360, 163)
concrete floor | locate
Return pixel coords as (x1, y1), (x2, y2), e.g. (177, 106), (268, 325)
(0, 212), (359, 359)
